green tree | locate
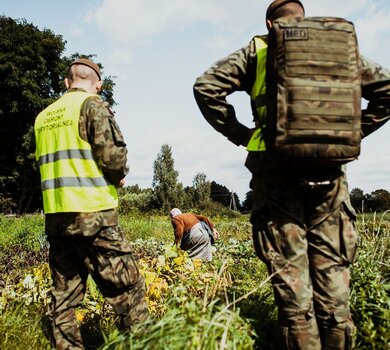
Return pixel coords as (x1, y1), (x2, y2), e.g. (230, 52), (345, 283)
(0, 16), (115, 213)
(350, 187), (364, 213)
(0, 16), (66, 213)
(210, 181), (241, 211)
(151, 144), (184, 212)
(365, 189), (390, 213)
(210, 181), (230, 207)
(191, 173), (211, 207)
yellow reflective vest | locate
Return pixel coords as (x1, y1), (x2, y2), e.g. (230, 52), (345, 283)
(246, 36), (268, 152)
(34, 91), (118, 213)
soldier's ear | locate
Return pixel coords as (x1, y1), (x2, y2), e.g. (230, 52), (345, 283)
(64, 78), (70, 89)
(95, 80), (103, 93)
(266, 19), (273, 30)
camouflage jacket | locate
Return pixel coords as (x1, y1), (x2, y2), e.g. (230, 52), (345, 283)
(45, 88), (128, 236)
(193, 36), (390, 148)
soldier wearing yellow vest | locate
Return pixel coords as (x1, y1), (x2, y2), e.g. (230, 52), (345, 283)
(34, 58), (148, 350)
(194, 1), (390, 349)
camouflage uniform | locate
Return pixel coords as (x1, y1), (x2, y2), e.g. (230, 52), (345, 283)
(194, 38), (390, 349)
(44, 88), (148, 350)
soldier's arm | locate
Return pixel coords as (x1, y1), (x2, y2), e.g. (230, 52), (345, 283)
(360, 56), (390, 138)
(193, 42), (257, 147)
(79, 97), (129, 187)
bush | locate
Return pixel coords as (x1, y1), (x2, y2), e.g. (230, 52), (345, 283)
(118, 190), (153, 214)
(0, 196), (15, 214)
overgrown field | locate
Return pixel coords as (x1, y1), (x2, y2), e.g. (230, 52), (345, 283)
(0, 212), (389, 349)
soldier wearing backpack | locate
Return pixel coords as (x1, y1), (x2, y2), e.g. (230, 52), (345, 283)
(193, 1), (390, 349)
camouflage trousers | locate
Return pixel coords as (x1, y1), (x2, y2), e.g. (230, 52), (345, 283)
(47, 225), (148, 350)
(246, 153), (359, 350)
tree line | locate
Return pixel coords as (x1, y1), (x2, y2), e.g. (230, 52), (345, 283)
(1, 16), (388, 216)
(349, 188), (390, 213)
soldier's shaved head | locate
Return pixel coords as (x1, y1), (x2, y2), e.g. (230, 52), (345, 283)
(68, 64), (100, 84)
(65, 61), (103, 94)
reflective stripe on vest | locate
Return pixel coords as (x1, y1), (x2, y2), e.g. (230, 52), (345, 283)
(246, 36), (267, 152)
(41, 176), (110, 191)
(34, 91), (118, 213)
(37, 149), (94, 167)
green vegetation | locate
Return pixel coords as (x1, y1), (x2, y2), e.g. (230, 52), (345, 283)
(350, 212), (390, 349)
(0, 213), (389, 349)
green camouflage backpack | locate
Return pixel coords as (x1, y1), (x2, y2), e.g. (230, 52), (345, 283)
(265, 17), (362, 165)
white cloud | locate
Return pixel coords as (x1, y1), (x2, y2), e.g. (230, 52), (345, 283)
(86, 0), (269, 49)
(347, 122), (390, 193)
(303, 0), (369, 17)
(87, 0), (223, 46)
(355, 8), (390, 58)
(68, 25), (83, 38)
(204, 34), (231, 50)
(105, 47), (134, 72)
(87, 0), (390, 58)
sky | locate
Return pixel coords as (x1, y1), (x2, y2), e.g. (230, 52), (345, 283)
(2, 0), (390, 202)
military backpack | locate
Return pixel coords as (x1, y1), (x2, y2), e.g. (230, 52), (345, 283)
(265, 16), (362, 165)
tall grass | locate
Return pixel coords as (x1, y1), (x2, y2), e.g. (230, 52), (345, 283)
(0, 303), (51, 350)
(351, 213), (390, 349)
(0, 214), (45, 249)
(120, 214), (172, 241)
(0, 213), (389, 349)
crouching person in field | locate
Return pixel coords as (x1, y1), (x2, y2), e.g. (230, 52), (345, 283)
(34, 58), (148, 349)
(169, 208), (219, 261)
